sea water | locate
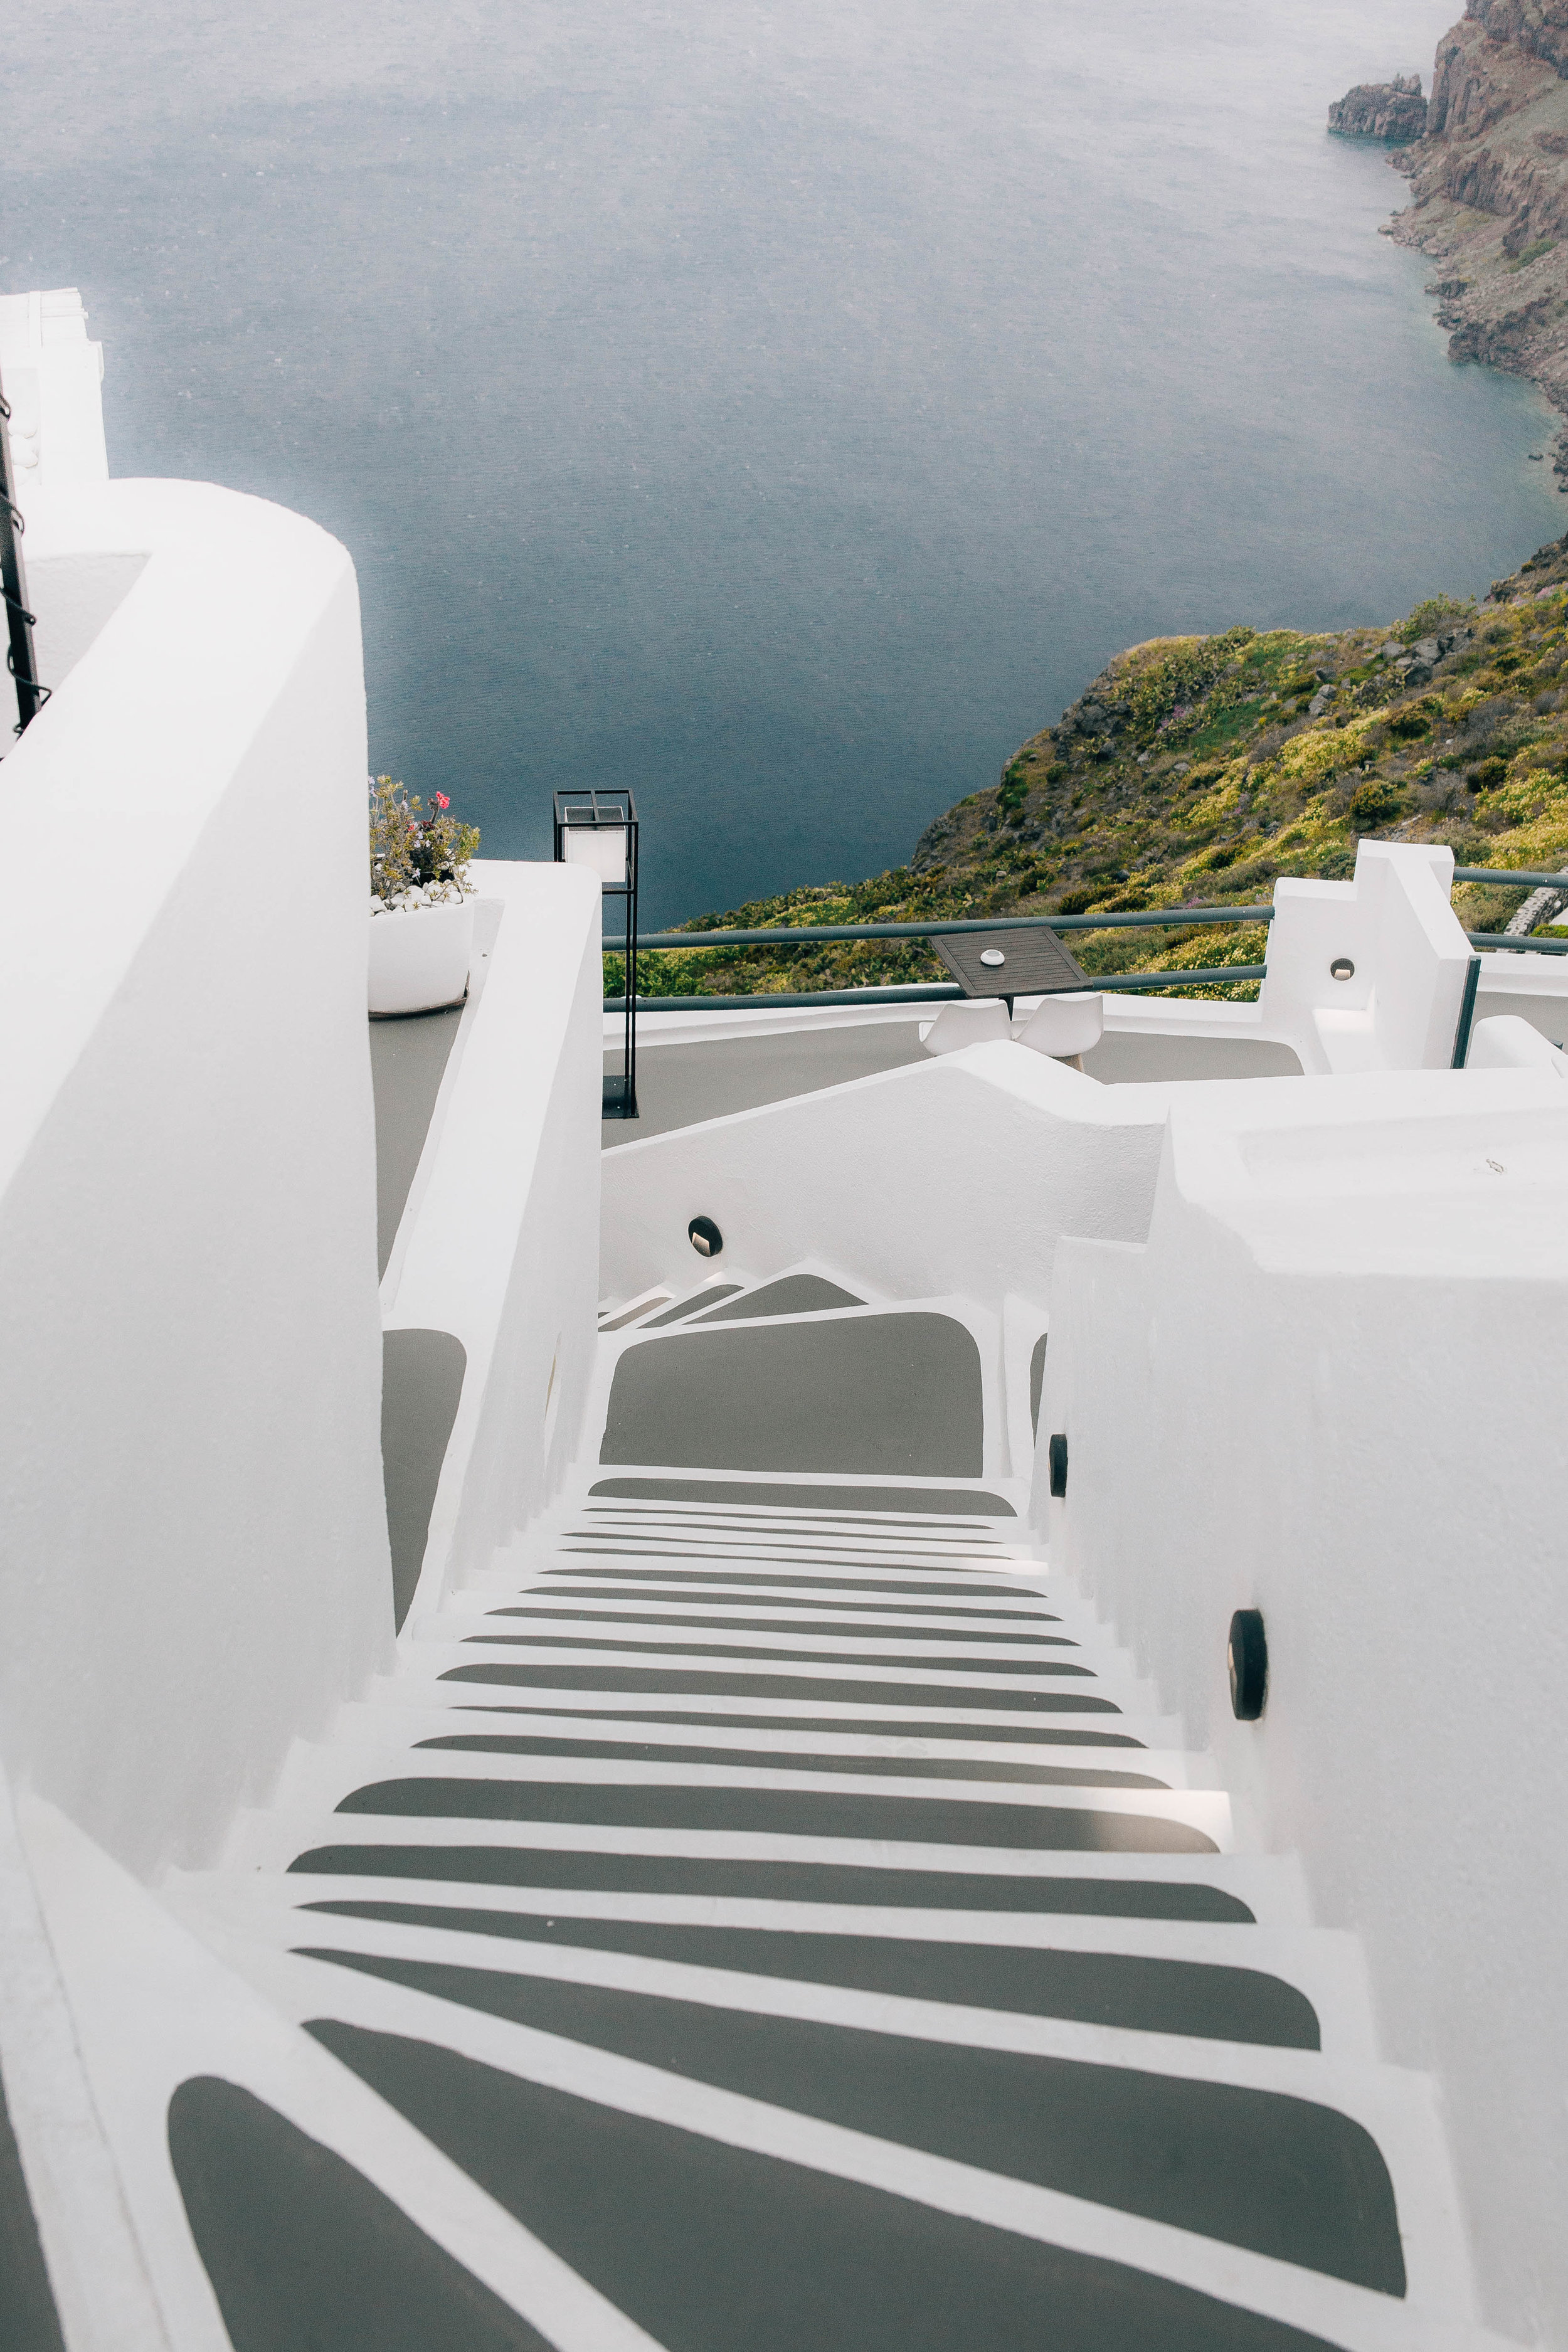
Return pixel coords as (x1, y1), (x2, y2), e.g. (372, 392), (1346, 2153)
(5, 0), (1558, 921)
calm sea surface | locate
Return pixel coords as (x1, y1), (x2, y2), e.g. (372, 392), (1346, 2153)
(6, 1), (1559, 921)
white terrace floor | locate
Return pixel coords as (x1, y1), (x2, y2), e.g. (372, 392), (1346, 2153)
(598, 1010), (1305, 1148)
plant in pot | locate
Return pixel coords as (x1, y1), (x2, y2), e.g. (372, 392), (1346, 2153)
(368, 777), (482, 1016)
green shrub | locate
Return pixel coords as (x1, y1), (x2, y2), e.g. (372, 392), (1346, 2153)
(1349, 777), (1405, 827)
(1387, 709), (1431, 741)
(1468, 756), (1508, 792)
(1055, 886), (1110, 916)
(1125, 627), (1256, 733)
(1401, 594), (1473, 643)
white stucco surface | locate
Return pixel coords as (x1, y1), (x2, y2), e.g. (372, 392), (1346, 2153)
(0, 476), (392, 1877)
(600, 1039), (1179, 1346)
(0, 289), (109, 492)
(383, 857), (604, 1626)
(1258, 840), (1473, 1074)
(1037, 1065), (1568, 2344)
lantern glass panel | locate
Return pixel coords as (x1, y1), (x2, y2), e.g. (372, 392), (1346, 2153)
(562, 825), (629, 890)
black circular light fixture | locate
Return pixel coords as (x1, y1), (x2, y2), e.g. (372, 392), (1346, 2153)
(688, 1216), (723, 1258)
(1228, 1608), (1268, 1720)
(1330, 956), (1355, 982)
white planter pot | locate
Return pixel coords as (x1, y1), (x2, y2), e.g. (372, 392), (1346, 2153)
(368, 899), (474, 1017)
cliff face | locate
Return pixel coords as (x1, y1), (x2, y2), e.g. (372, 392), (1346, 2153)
(640, 536), (1568, 1002)
(1384, 3), (1568, 475)
(1328, 75), (1427, 142)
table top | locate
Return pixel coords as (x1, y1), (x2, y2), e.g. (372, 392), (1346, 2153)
(933, 925), (1090, 999)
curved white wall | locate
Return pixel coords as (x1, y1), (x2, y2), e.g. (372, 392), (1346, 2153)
(0, 478), (391, 1877)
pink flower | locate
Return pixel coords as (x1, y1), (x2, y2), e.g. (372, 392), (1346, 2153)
(433, 792), (450, 809)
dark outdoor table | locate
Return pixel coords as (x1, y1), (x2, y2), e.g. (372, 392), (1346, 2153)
(934, 926), (1090, 1008)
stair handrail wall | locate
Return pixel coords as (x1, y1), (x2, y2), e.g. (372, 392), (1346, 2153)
(0, 476), (393, 1881)
(600, 1045), (1173, 1385)
(1039, 1072), (1568, 2344)
(381, 858), (604, 1630)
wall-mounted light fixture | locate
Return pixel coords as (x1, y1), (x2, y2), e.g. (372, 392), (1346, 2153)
(1227, 1608), (1268, 1720)
(1048, 1433), (1068, 1498)
(555, 788), (638, 1120)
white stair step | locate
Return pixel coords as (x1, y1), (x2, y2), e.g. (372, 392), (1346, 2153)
(174, 1927), (1488, 2351)
(169, 1864), (1375, 2058)
(257, 1739), (1232, 1850)
(283, 1700), (1217, 1786)
(221, 1802), (1255, 1892)
(346, 1673), (1191, 1753)
(177, 1884), (1378, 2095)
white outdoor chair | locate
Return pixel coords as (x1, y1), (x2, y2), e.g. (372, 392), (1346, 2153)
(919, 999), (1014, 1056)
(1016, 991), (1104, 1069)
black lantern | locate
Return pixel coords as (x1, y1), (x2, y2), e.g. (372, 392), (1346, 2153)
(0, 373), (45, 736)
(554, 788), (638, 1119)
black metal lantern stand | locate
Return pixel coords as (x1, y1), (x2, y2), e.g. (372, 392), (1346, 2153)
(554, 788), (638, 1119)
(0, 371), (46, 739)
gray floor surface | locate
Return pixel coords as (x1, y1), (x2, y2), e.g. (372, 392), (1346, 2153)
(605, 1022), (1302, 1148)
(599, 1314), (985, 1477)
(603, 1024), (926, 1145)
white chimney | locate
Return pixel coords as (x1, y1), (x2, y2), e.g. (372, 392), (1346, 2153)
(0, 289), (109, 491)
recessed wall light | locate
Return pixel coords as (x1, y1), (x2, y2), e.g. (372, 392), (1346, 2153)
(1228, 1609), (1268, 1720)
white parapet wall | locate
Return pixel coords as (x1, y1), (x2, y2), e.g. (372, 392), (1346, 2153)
(1037, 1062), (1568, 2344)
(0, 475), (393, 1879)
(601, 1039), (1179, 1320)
(1257, 839), (1475, 1074)
(382, 857), (604, 1627)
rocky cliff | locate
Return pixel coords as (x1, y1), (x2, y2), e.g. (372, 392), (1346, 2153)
(1328, 75), (1427, 142)
(1369, 3), (1568, 481)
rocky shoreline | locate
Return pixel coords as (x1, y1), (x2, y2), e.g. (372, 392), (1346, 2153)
(1336, 4), (1568, 491)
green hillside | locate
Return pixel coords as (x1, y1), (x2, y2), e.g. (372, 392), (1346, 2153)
(613, 534), (1568, 1003)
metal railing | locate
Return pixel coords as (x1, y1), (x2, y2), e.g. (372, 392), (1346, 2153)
(624, 904), (1274, 950)
(604, 862), (1568, 1011)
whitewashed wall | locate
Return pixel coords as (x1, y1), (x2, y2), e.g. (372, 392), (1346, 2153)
(0, 477), (391, 1879)
(601, 1040), (1180, 1316)
(1038, 1065), (1568, 2346)
(384, 859), (603, 1624)
(1258, 840), (1473, 1074)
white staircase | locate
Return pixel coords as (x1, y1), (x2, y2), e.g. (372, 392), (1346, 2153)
(26, 1274), (1512, 2349)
